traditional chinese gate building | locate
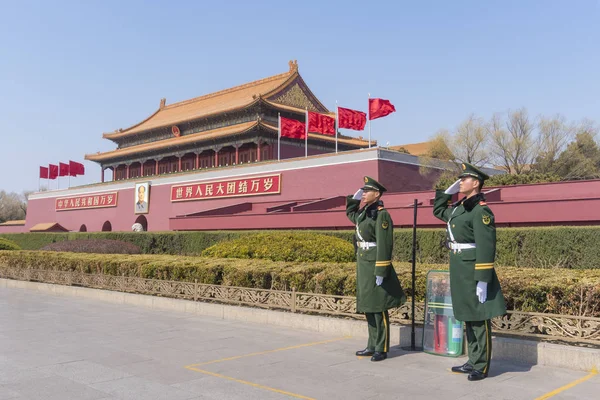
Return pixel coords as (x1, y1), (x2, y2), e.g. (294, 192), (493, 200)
(85, 60), (370, 183)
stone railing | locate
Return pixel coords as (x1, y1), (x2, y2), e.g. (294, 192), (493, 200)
(1, 267), (598, 346)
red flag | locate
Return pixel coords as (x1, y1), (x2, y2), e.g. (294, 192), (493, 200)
(59, 162), (70, 177)
(280, 116), (306, 139)
(308, 111), (335, 136)
(368, 98), (396, 120)
(49, 164), (59, 180)
(69, 160), (84, 175)
(39, 166), (49, 179)
(338, 107), (367, 131)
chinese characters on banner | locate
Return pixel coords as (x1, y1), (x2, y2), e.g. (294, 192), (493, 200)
(171, 174), (281, 202)
(55, 192), (118, 211)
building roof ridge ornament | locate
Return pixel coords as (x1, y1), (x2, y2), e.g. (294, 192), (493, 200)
(288, 59), (298, 73)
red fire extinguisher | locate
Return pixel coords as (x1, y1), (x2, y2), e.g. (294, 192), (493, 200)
(434, 314), (448, 353)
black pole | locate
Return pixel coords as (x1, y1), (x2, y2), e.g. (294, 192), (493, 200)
(402, 198), (422, 351)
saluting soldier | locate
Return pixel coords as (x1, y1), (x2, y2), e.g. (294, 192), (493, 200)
(433, 163), (506, 381)
(346, 176), (406, 362)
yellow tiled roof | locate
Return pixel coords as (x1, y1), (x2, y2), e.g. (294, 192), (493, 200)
(104, 64), (301, 139)
(0, 220), (26, 226)
(30, 223), (68, 232)
(390, 141), (432, 156)
(87, 121), (259, 162)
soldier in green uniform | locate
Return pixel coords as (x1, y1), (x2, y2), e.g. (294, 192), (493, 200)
(346, 176), (406, 362)
(433, 163), (507, 381)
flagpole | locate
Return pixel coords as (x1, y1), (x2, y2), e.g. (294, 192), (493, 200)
(305, 108), (308, 158)
(368, 93), (372, 148)
(334, 100), (340, 154)
(278, 113), (281, 161)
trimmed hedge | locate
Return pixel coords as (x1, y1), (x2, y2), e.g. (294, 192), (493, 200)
(201, 232), (354, 262)
(3, 226), (600, 268)
(0, 231), (243, 254)
(1, 251), (599, 316)
(0, 238), (20, 251)
(40, 239), (141, 254)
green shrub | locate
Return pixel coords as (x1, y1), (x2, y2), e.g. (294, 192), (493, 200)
(201, 232), (355, 262)
(1, 251), (599, 316)
(40, 239), (141, 254)
(3, 226), (600, 268)
(0, 238), (20, 251)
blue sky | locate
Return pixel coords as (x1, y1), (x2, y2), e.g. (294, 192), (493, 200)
(1, 0), (599, 193)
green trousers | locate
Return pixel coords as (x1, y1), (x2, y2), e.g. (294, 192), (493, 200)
(365, 311), (390, 353)
(465, 320), (492, 374)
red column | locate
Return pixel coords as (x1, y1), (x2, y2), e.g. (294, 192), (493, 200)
(126, 164), (130, 179)
(196, 153), (200, 169)
(101, 168), (105, 183)
(113, 167), (116, 181)
(257, 142), (261, 161)
(140, 162), (144, 177)
(235, 146), (239, 165)
(214, 149), (219, 167)
(178, 156), (182, 172)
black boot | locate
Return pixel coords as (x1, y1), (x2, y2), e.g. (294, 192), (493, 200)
(355, 348), (374, 356)
(467, 370), (487, 381)
(451, 363), (473, 374)
(370, 352), (387, 362)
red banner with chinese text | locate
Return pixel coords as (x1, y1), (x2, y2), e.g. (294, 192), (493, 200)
(55, 192), (118, 211)
(171, 174), (281, 202)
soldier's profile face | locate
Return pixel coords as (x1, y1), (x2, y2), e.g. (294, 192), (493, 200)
(362, 189), (380, 204)
(459, 177), (479, 194)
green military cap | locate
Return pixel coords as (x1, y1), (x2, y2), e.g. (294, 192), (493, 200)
(459, 162), (489, 181)
(361, 176), (387, 192)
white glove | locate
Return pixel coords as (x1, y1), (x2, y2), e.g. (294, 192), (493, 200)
(476, 281), (488, 303)
(375, 276), (384, 286)
(444, 179), (461, 195)
(352, 189), (363, 200)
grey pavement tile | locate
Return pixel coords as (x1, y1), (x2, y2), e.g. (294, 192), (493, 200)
(0, 385), (22, 400)
(35, 360), (133, 385)
(0, 364), (55, 385)
(85, 349), (153, 368)
(89, 376), (198, 400)
(3, 346), (84, 369)
(172, 375), (297, 400)
(2, 376), (109, 400)
(115, 359), (204, 385)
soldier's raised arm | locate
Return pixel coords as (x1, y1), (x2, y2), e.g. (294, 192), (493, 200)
(346, 189), (363, 224)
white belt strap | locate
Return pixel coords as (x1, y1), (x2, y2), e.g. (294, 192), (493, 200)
(357, 242), (377, 250)
(449, 243), (476, 250)
(447, 207), (458, 243)
(356, 209), (366, 242)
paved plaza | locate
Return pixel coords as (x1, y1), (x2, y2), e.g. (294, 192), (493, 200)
(0, 285), (598, 400)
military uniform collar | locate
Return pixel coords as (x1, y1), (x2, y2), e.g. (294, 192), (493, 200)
(454, 193), (486, 212)
(360, 200), (384, 219)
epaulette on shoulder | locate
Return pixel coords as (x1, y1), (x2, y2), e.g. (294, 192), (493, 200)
(479, 201), (487, 206)
(377, 206), (384, 211)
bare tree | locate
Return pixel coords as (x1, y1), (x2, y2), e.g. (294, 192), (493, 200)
(425, 129), (455, 160)
(450, 114), (489, 165)
(533, 114), (575, 174)
(489, 108), (536, 174)
(0, 191), (27, 223)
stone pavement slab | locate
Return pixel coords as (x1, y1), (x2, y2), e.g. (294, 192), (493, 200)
(1, 285), (598, 400)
